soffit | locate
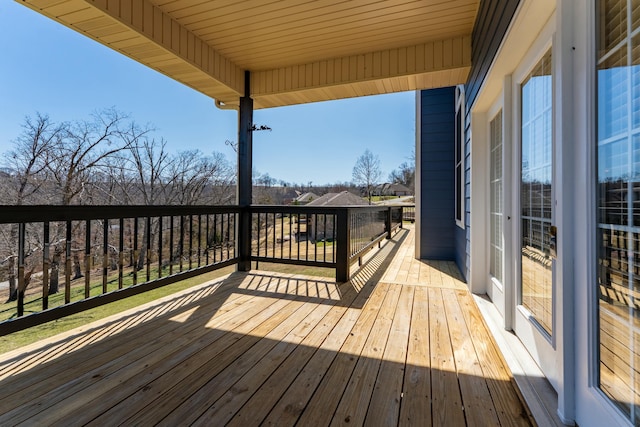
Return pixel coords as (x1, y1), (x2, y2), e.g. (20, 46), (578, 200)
(20, 0), (479, 109)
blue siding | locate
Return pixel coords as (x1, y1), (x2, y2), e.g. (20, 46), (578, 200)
(466, 0), (521, 107)
(459, 0), (520, 279)
(419, 87), (456, 260)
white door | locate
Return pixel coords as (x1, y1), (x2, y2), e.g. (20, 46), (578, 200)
(488, 109), (506, 318)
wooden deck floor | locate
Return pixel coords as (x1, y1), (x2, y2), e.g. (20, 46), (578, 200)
(0, 225), (533, 426)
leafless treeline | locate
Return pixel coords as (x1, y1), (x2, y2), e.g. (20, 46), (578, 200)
(0, 109), (236, 301)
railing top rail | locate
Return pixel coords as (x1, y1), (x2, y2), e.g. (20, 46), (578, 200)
(0, 205), (240, 224)
(250, 204), (413, 214)
(0, 203), (415, 224)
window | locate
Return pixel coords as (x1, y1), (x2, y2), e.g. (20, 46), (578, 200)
(490, 110), (504, 285)
(596, 0), (640, 422)
(455, 85), (465, 228)
(520, 49), (553, 335)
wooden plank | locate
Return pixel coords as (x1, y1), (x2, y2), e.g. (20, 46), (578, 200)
(295, 283), (391, 426)
(219, 295), (356, 426)
(399, 286), (432, 426)
(94, 280), (324, 426)
(442, 288), (500, 426)
(365, 285), (414, 425)
(456, 290), (532, 426)
(258, 271), (385, 426)
(16, 277), (314, 425)
(0, 275), (241, 395)
(428, 287), (465, 426)
(167, 298), (334, 426)
(330, 284), (403, 425)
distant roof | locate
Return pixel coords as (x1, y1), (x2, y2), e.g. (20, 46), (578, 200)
(387, 183), (412, 192)
(306, 191), (367, 206)
(295, 192), (319, 203)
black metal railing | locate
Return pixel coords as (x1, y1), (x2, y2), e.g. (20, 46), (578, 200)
(250, 206), (339, 268)
(0, 206), (238, 334)
(0, 204), (409, 335)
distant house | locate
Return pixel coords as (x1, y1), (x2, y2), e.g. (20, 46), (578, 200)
(292, 192), (319, 205)
(306, 191), (368, 241)
(373, 183), (413, 197)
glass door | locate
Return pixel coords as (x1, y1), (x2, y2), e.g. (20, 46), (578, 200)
(513, 48), (557, 376)
(520, 49), (554, 337)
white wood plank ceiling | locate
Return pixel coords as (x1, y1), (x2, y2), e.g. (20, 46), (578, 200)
(19, 0), (478, 109)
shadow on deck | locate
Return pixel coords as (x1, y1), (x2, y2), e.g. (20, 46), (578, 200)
(0, 225), (533, 426)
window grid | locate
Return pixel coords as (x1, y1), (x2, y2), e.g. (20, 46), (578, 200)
(597, 0), (640, 423)
(520, 49), (553, 336)
(490, 110), (504, 285)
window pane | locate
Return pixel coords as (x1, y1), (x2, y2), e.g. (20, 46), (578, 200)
(597, 0), (640, 422)
(490, 111), (504, 284)
(521, 49), (553, 335)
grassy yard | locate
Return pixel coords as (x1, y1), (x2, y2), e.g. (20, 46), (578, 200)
(0, 265), (235, 354)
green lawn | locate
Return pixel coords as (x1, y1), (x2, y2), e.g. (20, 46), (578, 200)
(0, 265), (235, 354)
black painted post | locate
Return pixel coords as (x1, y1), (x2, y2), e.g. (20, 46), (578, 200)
(386, 207), (392, 239)
(336, 208), (350, 283)
(238, 71), (253, 272)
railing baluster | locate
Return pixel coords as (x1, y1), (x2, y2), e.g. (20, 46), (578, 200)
(197, 214), (202, 268)
(256, 212), (261, 260)
(133, 217), (138, 286)
(65, 221), (71, 304)
(146, 216), (151, 282)
(205, 214), (210, 265)
(213, 214), (218, 263)
(296, 214), (300, 260)
(158, 216), (163, 278)
(323, 214), (327, 262)
(188, 214), (193, 270)
(17, 223), (25, 317)
(179, 215), (184, 272)
(85, 220), (91, 298)
(42, 222), (50, 310)
(119, 218), (124, 289)
(225, 213), (230, 260)
(305, 214), (309, 261)
(103, 219), (108, 293)
(169, 216), (174, 275)
(288, 213), (292, 258)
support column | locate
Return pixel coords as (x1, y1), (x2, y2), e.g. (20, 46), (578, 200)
(237, 71), (253, 272)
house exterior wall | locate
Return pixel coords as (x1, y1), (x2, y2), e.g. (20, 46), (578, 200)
(416, 87), (456, 260)
(466, 0), (522, 108)
(418, 0), (640, 425)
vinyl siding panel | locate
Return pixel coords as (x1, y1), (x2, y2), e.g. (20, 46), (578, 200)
(453, 0), (520, 279)
(466, 0), (520, 107)
(419, 87), (456, 260)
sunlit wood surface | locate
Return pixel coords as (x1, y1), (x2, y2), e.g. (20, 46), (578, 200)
(0, 225), (533, 426)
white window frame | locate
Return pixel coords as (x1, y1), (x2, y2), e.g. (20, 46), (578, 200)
(455, 85), (466, 229)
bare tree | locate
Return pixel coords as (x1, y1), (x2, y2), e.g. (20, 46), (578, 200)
(352, 149), (382, 204)
(1, 114), (67, 301)
(388, 161), (415, 193)
(44, 109), (150, 293)
(46, 108), (149, 205)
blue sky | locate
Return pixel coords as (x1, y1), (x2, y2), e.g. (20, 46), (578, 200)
(0, 2), (415, 185)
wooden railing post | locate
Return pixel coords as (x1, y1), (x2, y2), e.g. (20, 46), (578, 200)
(237, 71), (253, 272)
(386, 207), (392, 239)
(336, 208), (350, 283)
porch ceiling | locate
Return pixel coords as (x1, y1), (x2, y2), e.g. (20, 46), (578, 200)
(19, 0), (477, 109)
